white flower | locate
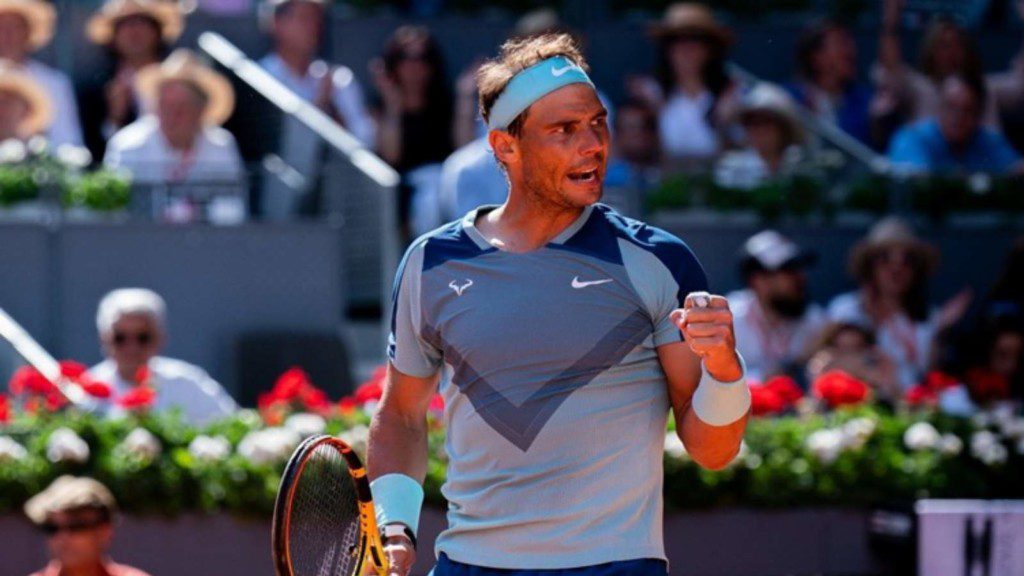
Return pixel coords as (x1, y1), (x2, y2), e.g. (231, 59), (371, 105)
(338, 425), (370, 455)
(806, 428), (845, 464)
(120, 428), (162, 460)
(54, 144), (92, 168)
(284, 413), (327, 438)
(939, 434), (964, 457)
(971, 431), (1008, 466)
(238, 427), (301, 465)
(998, 418), (1024, 441)
(971, 412), (993, 430)
(0, 436), (27, 461)
(990, 403), (1016, 428)
(663, 433), (687, 459)
(904, 422), (941, 451)
(842, 417), (877, 450)
(46, 428), (90, 464)
(0, 138), (27, 163)
(188, 435), (231, 463)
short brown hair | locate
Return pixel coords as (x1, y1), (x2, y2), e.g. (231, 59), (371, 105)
(477, 33), (588, 136)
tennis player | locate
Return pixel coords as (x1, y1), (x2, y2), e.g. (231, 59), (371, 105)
(368, 33), (750, 576)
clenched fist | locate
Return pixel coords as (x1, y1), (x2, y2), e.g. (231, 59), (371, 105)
(670, 291), (743, 382)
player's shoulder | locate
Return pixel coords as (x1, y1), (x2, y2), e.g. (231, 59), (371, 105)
(592, 204), (701, 266)
(399, 214), (489, 276)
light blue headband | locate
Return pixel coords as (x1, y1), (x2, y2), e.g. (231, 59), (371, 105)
(487, 56), (594, 131)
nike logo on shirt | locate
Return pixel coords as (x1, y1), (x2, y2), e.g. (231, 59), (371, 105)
(571, 276), (614, 289)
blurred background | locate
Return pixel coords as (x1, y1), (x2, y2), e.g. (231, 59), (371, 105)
(1, 0), (1024, 575)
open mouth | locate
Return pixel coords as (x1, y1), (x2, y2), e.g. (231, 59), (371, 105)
(567, 168), (599, 183)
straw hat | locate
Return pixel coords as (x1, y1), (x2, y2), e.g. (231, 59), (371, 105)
(849, 217), (940, 281)
(0, 59), (53, 137)
(738, 82), (806, 144)
(24, 476), (118, 525)
(0, 0), (56, 51)
(135, 49), (235, 126)
(649, 3), (733, 46)
(86, 0), (185, 46)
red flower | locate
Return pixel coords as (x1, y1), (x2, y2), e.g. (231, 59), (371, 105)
(905, 384), (938, 407)
(965, 369), (1011, 404)
(353, 366), (387, 405)
(812, 370), (870, 409)
(78, 378), (112, 399)
(429, 393), (445, 414)
(9, 366), (56, 396)
(300, 386), (330, 412)
(0, 393), (10, 424)
(272, 367), (310, 402)
(117, 385), (157, 411)
(749, 384), (786, 416)
(45, 392), (67, 412)
(923, 371), (959, 392)
(765, 376), (803, 404)
(58, 361), (88, 379)
(134, 365), (151, 385)
(338, 396), (358, 414)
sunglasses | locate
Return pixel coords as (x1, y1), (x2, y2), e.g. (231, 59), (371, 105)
(112, 331), (153, 347)
(40, 518), (106, 535)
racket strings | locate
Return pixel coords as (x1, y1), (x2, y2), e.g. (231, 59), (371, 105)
(289, 442), (364, 576)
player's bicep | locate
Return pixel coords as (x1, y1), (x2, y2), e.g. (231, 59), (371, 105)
(379, 362), (440, 422)
(656, 341), (702, 412)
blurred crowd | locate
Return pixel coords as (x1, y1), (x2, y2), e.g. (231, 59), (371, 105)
(1, 1), (1024, 227)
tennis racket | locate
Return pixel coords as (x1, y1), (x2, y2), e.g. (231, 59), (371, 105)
(0, 306), (87, 405)
(272, 434), (390, 576)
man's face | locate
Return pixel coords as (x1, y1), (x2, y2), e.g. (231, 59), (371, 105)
(157, 80), (205, 145)
(112, 15), (162, 61)
(43, 509), (112, 569)
(102, 314), (162, 376)
(0, 87), (30, 140)
(0, 12), (30, 61)
(930, 27), (967, 79)
(272, 1), (323, 60)
(939, 78), (981, 148)
(751, 266), (809, 319)
(613, 105), (658, 165)
(496, 84), (609, 209)
(813, 28), (856, 84)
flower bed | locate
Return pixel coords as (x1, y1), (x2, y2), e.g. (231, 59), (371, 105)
(2, 365), (1024, 517)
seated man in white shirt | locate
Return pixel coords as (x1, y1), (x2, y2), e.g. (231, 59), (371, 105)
(88, 288), (238, 425)
(104, 49), (243, 186)
(726, 230), (826, 383)
(0, 0), (83, 148)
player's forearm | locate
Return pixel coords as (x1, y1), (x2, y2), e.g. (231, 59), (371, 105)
(367, 405), (429, 482)
(679, 408), (747, 471)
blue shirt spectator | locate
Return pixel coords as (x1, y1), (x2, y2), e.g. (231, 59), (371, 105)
(888, 119), (1021, 174)
(888, 74), (1023, 174)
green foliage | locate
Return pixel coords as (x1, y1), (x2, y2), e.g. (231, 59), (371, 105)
(63, 170), (131, 212)
(2, 406), (1022, 518)
(0, 165), (39, 206)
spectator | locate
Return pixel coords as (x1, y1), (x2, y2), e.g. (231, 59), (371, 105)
(788, 19), (874, 146)
(23, 476), (152, 576)
(88, 288), (238, 425)
(806, 321), (902, 402)
(966, 315), (1024, 401)
(875, 1), (998, 131)
(631, 3), (737, 165)
(983, 236), (1024, 319)
(603, 99), (661, 216)
(888, 73), (1023, 174)
(0, 58), (52, 142)
(727, 230), (826, 383)
(828, 218), (972, 389)
(0, 0), (83, 148)
(258, 0), (374, 147)
(80, 0), (183, 163)
(104, 49), (243, 187)
(715, 83), (805, 189)
(372, 25), (461, 239)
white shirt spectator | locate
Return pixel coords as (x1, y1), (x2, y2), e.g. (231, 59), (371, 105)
(439, 136), (507, 221)
(827, 291), (936, 390)
(659, 89), (718, 160)
(104, 114), (243, 184)
(259, 53), (375, 147)
(23, 59), (83, 148)
(89, 356), (238, 425)
(728, 288), (826, 382)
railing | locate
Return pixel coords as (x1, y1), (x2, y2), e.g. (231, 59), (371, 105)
(197, 32), (400, 317)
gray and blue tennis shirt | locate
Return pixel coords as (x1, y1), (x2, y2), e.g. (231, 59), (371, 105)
(388, 203), (708, 569)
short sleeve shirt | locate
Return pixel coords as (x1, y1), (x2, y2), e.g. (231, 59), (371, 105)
(388, 203), (707, 569)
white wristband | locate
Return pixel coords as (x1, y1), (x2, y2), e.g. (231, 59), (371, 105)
(691, 352), (750, 426)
